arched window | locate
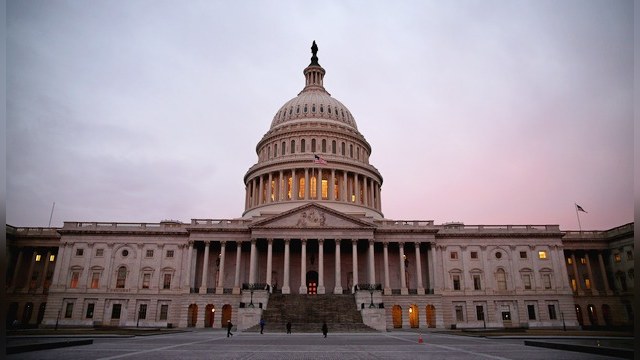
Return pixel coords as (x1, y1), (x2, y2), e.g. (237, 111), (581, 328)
(304, 105), (308, 113)
(312, 104), (316, 113)
(342, 142), (346, 156)
(282, 142), (286, 156)
(332, 140), (336, 154)
(301, 139), (306, 153)
(267, 146), (271, 159)
(116, 266), (127, 288)
(322, 139), (326, 153)
(311, 139), (316, 152)
(291, 140), (295, 154)
(496, 268), (507, 290)
(274, 143), (278, 157)
(350, 144), (354, 158)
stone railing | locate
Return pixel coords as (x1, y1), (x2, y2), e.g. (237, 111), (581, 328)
(376, 220), (435, 227)
(62, 222), (186, 231)
(189, 219), (252, 227)
(11, 227), (61, 237)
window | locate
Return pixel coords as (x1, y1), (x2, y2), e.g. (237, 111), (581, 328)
(301, 139), (306, 152)
(122, 249), (129, 257)
(35, 254), (42, 262)
(341, 142), (345, 156)
(523, 274), (532, 290)
(473, 275), (481, 290)
(496, 269), (507, 290)
(86, 303), (95, 318)
(139, 304), (147, 320)
(65, 303), (73, 318)
(495, 252), (502, 259)
(452, 275), (461, 290)
(548, 304), (557, 320)
(312, 139), (316, 152)
(476, 306), (485, 321)
(527, 305), (536, 320)
(274, 143), (277, 157)
(70, 271), (80, 288)
(543, 274), (552, 289)
(291, 140), (295, 154)
(281, 142), (285, 156)
(470, 251), (478, 259)
(91, 272), (100, 289)
(332, 140), (336, 154)
(614, 253), (621, 262)
(76, 249), (84, 256)
(584, 276), (591, 290)
(116, 267), (127, 288)
(519, 251), (527, 259)
(571, 277), (577, 291)
(455, 305), (464, 322)
(142, 273), (151, 289)
(628, 269), (634, 280)
(166, 250), (174, 258)
(450, 251), (458, 260)
(111, 304), (122, 319)
(160, 304), (169, 320)
(322, 139), (326, 152)
(350, 144), (353, 158)
(163, 274), (172, 289)
(580, 257), (586, 264)
(146, 250), (154, 258)
(49, 254), (56, 262)
(538, 251), (547, 259)
(96, 248), (104, 257)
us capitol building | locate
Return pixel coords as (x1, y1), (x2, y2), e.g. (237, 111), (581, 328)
(6, 43), (634, 332)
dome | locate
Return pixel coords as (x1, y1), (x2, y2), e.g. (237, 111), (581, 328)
(269, 43), (358, 131)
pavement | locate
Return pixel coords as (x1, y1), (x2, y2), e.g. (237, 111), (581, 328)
(5, 328), (633, 359)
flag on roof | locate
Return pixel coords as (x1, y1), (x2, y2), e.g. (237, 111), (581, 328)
(313, 154), (327, 165)
(575, 204), (587, 213)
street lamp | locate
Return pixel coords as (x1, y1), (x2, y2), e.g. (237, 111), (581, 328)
(249, 289), (255, 308)
(561, 312), (566, 331)
(369, 288), (375, 308)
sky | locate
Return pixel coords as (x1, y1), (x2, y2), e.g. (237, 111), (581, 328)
(7, 0), (634, 231)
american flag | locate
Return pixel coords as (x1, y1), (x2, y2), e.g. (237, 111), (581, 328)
(575, 204), (587, 213)
(313, 154), (327, 165)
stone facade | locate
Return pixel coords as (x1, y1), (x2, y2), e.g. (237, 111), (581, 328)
(5, 43), (634, 331)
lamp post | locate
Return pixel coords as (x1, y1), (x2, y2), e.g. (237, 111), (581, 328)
(211, 308), (215, 327)
(249, 289), (255, 308)
(561, 311), (566, 331)
(369, 287), (375, 308)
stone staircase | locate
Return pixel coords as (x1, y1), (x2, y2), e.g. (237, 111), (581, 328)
(245, 294), (377, 333)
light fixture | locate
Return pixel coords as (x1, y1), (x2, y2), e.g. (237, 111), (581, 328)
(409, 307), (413, 313)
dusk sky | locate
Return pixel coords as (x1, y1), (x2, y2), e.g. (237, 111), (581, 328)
(7, 1), (633, 230)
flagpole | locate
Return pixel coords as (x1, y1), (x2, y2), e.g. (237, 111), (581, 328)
(574, 203), (582, 232)
(48, 202), (56, 227)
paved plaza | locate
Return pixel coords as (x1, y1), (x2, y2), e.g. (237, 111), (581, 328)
(7, 329), (628, 360)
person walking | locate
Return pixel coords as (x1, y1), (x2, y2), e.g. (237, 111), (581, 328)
(286, 321), (292, 334)
(259, 318), (265, 334)
(322, 322), (328, 338)
(227, 320), (234, 337)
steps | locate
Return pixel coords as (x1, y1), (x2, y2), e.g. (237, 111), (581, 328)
(245, 294), (377, 333)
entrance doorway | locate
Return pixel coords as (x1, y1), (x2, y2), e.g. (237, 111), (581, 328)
(221, 304), (232, 328)
(409, 304), (419, 328)
(205, 304), (215, 328)
(426, 304), (436, 328)
(187, 304), (198, 327)
(306, 271), (318, 294)
(392, 305), (402, 328)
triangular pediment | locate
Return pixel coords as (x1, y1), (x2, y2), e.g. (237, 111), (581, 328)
(249, 203), (376, 230)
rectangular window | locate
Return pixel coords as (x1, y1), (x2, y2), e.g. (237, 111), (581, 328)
(36, 254), (42, 262)
(523, 274), (532, 290)
(527, 304), (536, 320)
(163, 274), (172, 289)
(580, 257), (586, 264)
(166, 250), (174, 258)
(76, 248), (84, 256)
(91, 272), (100, 289)
(543, 274), (552, 289)
(160, 304), (169, 320)
(86, 303), (95, 319)
(473, 275), (481, 290)
(548, 304), (557, 320)
(470, 251), (478, 259)
(96, 248), (104, 257)
(50, 254), (56, 262)
(519, 251), (527, 259)
(450, 251), (458, 260)
(142, 274), (151, 289)
(476, 305), (485, 321)
(111, 304), (122, 319)
(584, 277), (591, 290)
(538, 251), (547, 259)
(139, 304), (147, 320)
(70, 271), (80, 288)
(146, 250), (154, 258)
(453, 275), (461, 290)
(455, 305), (464, 322)
(614, 254), (621, 262)
(65, 303), (73, 318)
(571, 278), (577, 291)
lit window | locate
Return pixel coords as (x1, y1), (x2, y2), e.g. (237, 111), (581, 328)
(142, 273), (151, 289)
(70, 271), (80, 288)
(614, 254), (621, 262)
(470, 251), (478, 259)
(571, 278), (577, 291)
(538, 251), (547, 259)
(567, 257), (573, 265)
(35, 254), (42, 262)
(351, 194), (356, 202)
(580, 257), (586, 264)
(584, 277), (591, 290)
(450, 252), (458, 260)
(166, 250), (174, 258)
(301, 177), (307, 198)
(50, 255), (55, 262)
(91, 272), (100, 289)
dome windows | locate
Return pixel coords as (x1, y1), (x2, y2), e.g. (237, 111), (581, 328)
(312, 104), (316, 113)
(328, 106), (332, 114)
(291, 140), (296, 154)
(282, 142), (286, 156)
(301, 139), (306, 153)
(332, 140), (336, 154)
(304, 105), (308, 113)
(296, 106), (300, 114)
(320, 105), (324, 113)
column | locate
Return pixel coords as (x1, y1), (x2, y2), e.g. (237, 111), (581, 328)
(245, 185), (250, 209)
(343, 172), (348, 202)
(399, 243), (408, 295)
(249, 239), (257, 284)
(216, 241), (226, 294)
(10, 249), (23, 289)
(304, 168), (309, 199)
(258, 175), (264, 204)
(363, 177), (368, 207)
(26, 250), (37, 290)
(185, 241), (194, 289)
(598, 252), (612, 294)
(354, 173), (360, 203)
(317, 168), (322, 200)
(570, 252), (582, 294)
(267, 173), (273, 203)
(199, 241), (210, 294)
(584, 251), (597, 295)
(368, 239), (376, 284)
(233, 242), (242, 294)
(427, 245), (435, 292)
(383, 242), (391, 294)
(266, 239), (273, 292)
(282, 239), (291, 294)
(330, 169), (335, 201)
(252, 178), (257, 206)
(318, 239), (325, 294)
(334, 239), (343, 294)
(39, 250), (52, 289)
(299, 239), (307, 294)
(414, 242), (424, 294)
(351, 240), (359, 292)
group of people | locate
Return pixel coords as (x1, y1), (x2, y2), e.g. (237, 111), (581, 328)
(226, 319), (329, 337)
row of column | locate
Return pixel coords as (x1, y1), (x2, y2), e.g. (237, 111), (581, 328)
(9, 248), (56, 291)
(567, 250), (612, 295)
(196, 239), (429, 295)
(245, 168), (382, 211)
